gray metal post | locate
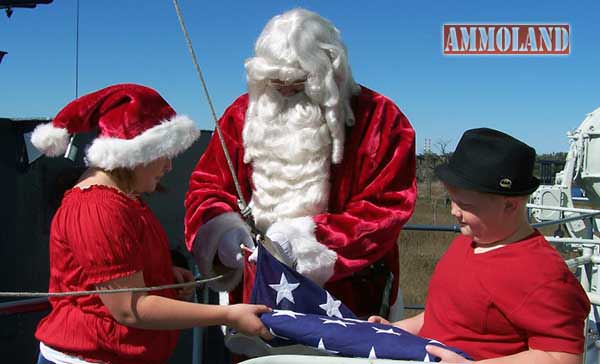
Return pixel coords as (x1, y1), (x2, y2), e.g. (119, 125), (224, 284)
(192, 264), (204, 364)
(583, 217), (597, 364)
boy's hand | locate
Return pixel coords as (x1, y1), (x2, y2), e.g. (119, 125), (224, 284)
(227, 304), (274, 340)
(173, 266), (195, 301)
(367, 315), (390, 325)
(426, 345), (473, 363)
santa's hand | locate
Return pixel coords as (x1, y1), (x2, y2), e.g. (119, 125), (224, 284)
(265, 230), (295, 266)
(217, 227), (255, 269)
(248, 246), (258, 263)
(248, 236), (293, 265)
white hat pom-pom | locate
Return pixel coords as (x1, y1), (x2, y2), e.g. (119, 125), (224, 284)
(30, 122), (70, 157)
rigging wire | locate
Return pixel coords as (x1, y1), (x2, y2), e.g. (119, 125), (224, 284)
(171, 0), (297, 268)
(75, 0), (79, 99)
(63, 0), (80, 161)
(0, 275), (224, 298)
(171, 0), (248, 213)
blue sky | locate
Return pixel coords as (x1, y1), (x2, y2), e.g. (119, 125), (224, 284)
(2, 0), (599, 154)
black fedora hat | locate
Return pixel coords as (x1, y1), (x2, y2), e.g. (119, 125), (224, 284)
(435, 128), (540, 195)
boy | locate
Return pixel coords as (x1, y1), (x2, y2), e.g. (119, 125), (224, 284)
(370, 128), (590, 363)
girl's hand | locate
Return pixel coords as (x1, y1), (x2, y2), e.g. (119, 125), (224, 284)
(227, 304), (274, 340)
(173, 266), (195, 301)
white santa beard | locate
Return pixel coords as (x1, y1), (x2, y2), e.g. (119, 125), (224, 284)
(243, 91), (332, 232)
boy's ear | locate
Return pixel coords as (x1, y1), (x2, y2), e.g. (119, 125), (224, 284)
(503, 196), (527, 213)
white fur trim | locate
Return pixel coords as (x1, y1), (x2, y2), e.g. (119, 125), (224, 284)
(30, 122), (70, 157)
(266, 217), (336, 286)
(191, 212), (248, 291)
(86, 115), (199, 170)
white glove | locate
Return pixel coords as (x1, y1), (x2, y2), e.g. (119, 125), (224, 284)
(249, 231), (295, 267)
(267, 231), (294, 261)
(217, 227), (255, 269)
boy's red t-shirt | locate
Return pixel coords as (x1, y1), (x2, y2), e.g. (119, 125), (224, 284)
(419, 231), (589, 361)
(35, 186), (179, 364)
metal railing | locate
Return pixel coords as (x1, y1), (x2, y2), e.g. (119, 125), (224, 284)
(2, 205), (599, 364)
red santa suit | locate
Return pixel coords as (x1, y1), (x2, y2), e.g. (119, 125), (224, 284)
(184, 85), (416, 318)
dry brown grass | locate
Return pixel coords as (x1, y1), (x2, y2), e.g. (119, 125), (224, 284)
(399, 182), (455, 317)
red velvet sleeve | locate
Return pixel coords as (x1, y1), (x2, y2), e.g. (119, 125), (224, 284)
(184, 95), (253, 250)
(314, 88), (417, 281)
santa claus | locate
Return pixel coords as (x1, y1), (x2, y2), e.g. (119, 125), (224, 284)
(184, 8), (416, 319)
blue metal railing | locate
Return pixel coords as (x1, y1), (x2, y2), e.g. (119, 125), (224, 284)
(2, 210), (598, 363)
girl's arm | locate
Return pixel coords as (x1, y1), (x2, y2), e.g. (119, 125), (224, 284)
(97, 271), (272, 339)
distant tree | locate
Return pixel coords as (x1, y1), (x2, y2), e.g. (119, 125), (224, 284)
(435, 138), (452, 164)
(417, 150), (446, 200)
(535, 152), (567, 184)
(537, 152), (567, 162)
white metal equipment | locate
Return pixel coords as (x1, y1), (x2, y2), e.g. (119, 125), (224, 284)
(530, 107), (600, 364)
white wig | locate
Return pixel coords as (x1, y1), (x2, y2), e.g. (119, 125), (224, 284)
(244, 8), (360, 164)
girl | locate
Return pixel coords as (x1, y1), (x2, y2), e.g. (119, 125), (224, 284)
(31, 84), (271, 364)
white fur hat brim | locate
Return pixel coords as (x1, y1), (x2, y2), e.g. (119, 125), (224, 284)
(86, 115), (200, 170)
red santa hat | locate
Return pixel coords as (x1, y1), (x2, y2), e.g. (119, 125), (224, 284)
(31, 83), (199, 170)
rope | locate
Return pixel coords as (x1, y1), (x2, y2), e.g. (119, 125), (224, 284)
(171, 1), (296, 269)
(171, 0), (248, 210)
(0, 275), (223, 298)
(3, 3), (260, 300)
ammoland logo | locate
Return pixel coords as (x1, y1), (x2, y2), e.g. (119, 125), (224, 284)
(443, 24), (570, 55)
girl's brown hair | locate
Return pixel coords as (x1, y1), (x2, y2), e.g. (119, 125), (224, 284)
(106, 166), (167, 195)
(106, 167), (136, 194)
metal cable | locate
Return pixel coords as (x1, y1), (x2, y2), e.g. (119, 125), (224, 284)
(171, 1), (298, 269)
(0, 275), (223, 298)
(3, 3), (252, 300)
(171, 0), (248, 209)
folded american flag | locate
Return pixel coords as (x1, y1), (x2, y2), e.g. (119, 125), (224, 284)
(250, 245), (471, 362)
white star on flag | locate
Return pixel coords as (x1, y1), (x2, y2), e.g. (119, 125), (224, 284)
(250, 240), (472, 361)
(271, 309), (305, 319)
(319, 292), (343, 318)
(372, 327), (403, 336)
(320, 318), (355, 327)
(269, 273), (300, 304)
(316, 338), (339, 354)
(368, 346), (377, 359)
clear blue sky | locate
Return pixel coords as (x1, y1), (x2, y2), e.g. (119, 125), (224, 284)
(2, 0), (599, 154)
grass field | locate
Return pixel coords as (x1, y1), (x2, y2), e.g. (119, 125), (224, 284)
(399, 182), (454, 316)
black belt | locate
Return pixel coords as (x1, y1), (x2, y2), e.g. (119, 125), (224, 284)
(351, 259), (388, 279)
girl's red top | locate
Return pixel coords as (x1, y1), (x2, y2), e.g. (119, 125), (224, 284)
(35, 186), (179, 364)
